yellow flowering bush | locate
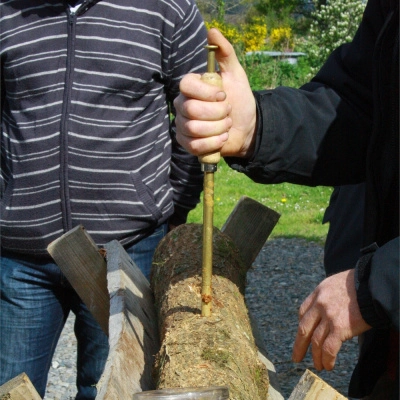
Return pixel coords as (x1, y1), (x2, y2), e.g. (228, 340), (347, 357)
(205, 18), (267, 53)
(243, 18), (267, 52)
(269, 27), (294, 51)
(205, 20), (241, 45)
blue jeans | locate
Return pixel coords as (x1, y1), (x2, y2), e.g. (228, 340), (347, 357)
(0, 223), (167, 399)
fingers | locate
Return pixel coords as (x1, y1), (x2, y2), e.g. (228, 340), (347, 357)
(208, 28), (240, 73)
(177, 128), (229, 157)
(320, 333), (342, 370)
(174, 93), (231, 122)
(293, 310), (342, 371)
(310, 320), (330, 370)
(178, 73), (226, 102)
(175, 29), (257, 159)
(292, 301), (320, 364)
(292, 271), (363, 371)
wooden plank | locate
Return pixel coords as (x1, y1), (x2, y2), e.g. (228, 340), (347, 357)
(288, 369), (347, 400)
(96, 240), (160, 399)
(221, 196), (280, 267)
(0, 372), (41, 400)
(47, 225), (109, 336)
(249, 311), (284, 400)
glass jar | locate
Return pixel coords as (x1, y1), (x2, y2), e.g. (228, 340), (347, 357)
(133, 386), (229, 399)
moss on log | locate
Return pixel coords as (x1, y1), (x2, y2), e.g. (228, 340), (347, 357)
(151, 224), (269, 400)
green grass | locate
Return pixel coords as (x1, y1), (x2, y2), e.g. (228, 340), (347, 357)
(187, 159), (332, 244)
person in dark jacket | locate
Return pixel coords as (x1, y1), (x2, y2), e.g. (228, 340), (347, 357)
(173, 0), (399, 398)
(0, 1), (207, 398)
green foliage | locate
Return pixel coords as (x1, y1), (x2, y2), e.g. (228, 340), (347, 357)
(254, 0), (302, 25)
(216, 0), (226, 22)
(196, 0), (252, 25)
(239, 53), (311, 90)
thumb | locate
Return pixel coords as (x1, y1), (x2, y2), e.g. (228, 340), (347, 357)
(207, 28), (241, 74)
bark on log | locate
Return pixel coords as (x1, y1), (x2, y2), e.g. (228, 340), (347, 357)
(151, 223), (269, 400)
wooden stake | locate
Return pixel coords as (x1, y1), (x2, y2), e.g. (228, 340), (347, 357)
(47, 225), (109, 336)
(289, 369), (347, 399)
(0, 372), (41, 400)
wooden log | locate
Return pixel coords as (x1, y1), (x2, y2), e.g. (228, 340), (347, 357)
(96, 240), (160, 399)
(47, 225), (109, 336)
(151, 223), (270, 400)
(0, 373), (41, 400)
(288, 369), (347, 400)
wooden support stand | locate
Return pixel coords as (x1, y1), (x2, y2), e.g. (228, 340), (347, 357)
(0, 373), (41, 400)
(40, 196), (349, 399)
(96, 240), (160, 398)
(222, 196), (280, 267)
(47, 227), (160, 398)
(47, 225), (109, 336)
(289, 369), (347, 400)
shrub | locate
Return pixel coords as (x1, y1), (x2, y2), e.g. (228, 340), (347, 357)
(205, 17), (267, 53)
(243, 17), (268, 52)
(205, 20), (242, 46)
(306, 0), (366, 73)
(269, 26), (294, 51)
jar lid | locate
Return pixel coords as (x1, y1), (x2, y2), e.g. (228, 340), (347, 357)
(133, 386), (229, 399)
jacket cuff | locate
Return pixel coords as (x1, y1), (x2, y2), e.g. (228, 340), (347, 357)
(355, 243), (383, 327)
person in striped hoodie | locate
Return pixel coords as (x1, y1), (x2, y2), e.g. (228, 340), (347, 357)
(0, 1), (207, 398)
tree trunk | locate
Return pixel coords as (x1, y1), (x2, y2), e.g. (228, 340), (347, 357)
(150, 223), (269, 400)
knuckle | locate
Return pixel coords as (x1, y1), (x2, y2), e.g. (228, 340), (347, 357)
(311, 335), (323, 348)
(297, 323), (309, 338)
(322, 340), (339, 360)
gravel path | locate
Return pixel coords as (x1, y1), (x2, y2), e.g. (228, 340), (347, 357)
(44, 238), (358, 400)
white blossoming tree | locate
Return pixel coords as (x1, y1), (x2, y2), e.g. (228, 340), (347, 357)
(306, 0), (366, 74)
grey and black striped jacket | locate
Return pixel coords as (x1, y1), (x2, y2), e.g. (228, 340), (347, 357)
(1, 0), (207, 255)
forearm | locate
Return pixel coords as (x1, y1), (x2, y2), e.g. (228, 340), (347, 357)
(226, 85), (370, 186)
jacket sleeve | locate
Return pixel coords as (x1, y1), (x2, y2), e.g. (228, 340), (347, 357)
(226, 0), (383, 187)
(166, 1), (207, 226)
(356, 237), (399, 330)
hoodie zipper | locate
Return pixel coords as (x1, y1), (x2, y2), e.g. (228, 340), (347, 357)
(60, 7), (78, 233)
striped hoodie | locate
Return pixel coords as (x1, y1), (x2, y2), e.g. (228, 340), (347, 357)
(0, 0), (207, 255)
